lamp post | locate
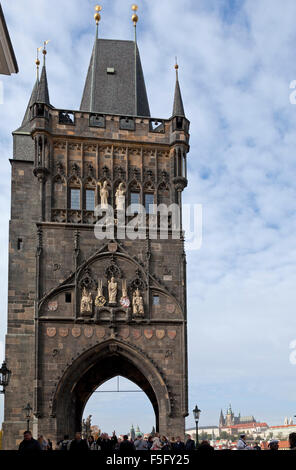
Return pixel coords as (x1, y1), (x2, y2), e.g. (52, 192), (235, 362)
(24, 403), (32, 432)
(193, 405), (201, 448)
(0, 360), (11, 394)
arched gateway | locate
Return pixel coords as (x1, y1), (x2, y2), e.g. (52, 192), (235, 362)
(52, 340), (170, 438)
(3, 10), (190, 449)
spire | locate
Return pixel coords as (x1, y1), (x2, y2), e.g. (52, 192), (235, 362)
(36, 65), (50, 104)
(36, 41), (50, 105)
(172, 61), (185, 117)
(80, 5), (150, 116)
(132, 5), (139, 116)
(22, 78), (39, 126)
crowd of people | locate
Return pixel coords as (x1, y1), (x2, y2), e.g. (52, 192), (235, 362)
(18, 430), (296, 452)
(18, 431), (210, 452)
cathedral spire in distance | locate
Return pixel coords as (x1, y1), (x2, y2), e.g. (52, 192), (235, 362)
(172, 60), (185, 118)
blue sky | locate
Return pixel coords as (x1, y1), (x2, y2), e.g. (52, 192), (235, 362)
(1, 0), (296, 436)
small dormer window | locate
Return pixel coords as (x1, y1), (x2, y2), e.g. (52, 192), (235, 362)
(107, 67), (115, 74)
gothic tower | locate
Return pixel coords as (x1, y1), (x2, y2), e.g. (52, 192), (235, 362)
(3, 7), (190, 449)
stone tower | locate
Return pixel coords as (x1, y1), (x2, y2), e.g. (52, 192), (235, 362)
(3, 11), (190, 449)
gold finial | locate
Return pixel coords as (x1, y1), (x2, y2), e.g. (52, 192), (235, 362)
(175, 56), (179, 70)
(94, 5), (102, 24)
(132, 4), (138, 26)
(36, 46), (42, 80)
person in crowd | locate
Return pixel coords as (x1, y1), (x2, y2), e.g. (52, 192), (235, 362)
(134, 434), (148, 450)
(88, 435), (97, 450)
(147, 435), (154, 450)
(197, 440), (214, 452)
(18, 431), (42, 452)
(119, 435), (136, 452)
(160, 435), (171, 452)
(237, 434), (249, 450)
(172, 436), (185, 452)
(268, 439), (279, 451)
(97, 432), (117, 451)
(58, 434), (71, 451)
(151, 433), (162, 450)
(47, 438), (53, 451)
(69, 432), (89, 452)
(185, 434), (195, 451)
(38, 435), (49, 451)
(253, 442), (261, 451)
(289, 432), (296, 450)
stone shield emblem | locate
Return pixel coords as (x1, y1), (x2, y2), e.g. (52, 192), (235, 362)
(47, 327), (56, 337)
(96, 327), (105, 339)
(59, 328), (69, 338)
(156, 329), (165, 340)
(133, 329), (141, 340)
(167, 330), (177, 340)
(120, 297), (130, 308)
(166, 304), (175, 314)
(120, 328), (130, 339)
(72, 327), (81, 338)
(48, 301), (58, 312)
(84, 327), (94, 338)
(144, 329), (154, 340)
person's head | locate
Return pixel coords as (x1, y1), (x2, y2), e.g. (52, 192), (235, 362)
(176, 436), (181, 442)
(123, 435), (129, 441)
(171, 436), (175, 442)
(186, 434), (191, 440)
(64, 434), (69, 440)
(137, 434), (143, 440)
(23, 431), (32, 441)
(148, 435), (153, 442)
(289, 432), (296, 449)
(268, 439), (279, 450)
(75, 432), (82, 440)
(240, 434), (246, 440)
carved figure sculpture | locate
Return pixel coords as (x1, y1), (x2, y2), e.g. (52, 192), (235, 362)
(132, 288), (144, 316)
(108, 276), (117, 304)
(115, 182), (126, 211)
(98, 181), (109, 209)
(81, 287), (93, 314)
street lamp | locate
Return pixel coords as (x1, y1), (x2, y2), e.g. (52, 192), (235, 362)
(0, 360), (11, 394)
(193, 405), (201, 447)
(24, 403), (33, 432)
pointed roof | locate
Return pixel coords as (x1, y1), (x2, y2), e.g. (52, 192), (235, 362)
(21, 78), (39, 126)
(172, 67), (185, 117)
(36, 65), (50, 104)
(80, 38), (150, 117)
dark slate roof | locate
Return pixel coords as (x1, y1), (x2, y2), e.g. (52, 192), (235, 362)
(80, 38), (150, 117)
(22, 78), (39, 126)
(36, 65), (50, 104)
(0, 4), (18, 75)
(172, 76), (185, 117)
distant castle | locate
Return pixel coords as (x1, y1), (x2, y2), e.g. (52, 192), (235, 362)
(219, 404), (256, 428)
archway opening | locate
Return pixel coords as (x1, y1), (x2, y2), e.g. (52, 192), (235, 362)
(54, 341), (168, 440)
(82, 376), (156, 436)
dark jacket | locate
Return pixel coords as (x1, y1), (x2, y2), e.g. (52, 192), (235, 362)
(172, 441), (186, 452)
(18, 438), (42, 452)
(69, 438), (89, 452)
(97, 436), (117, 452)
(119, 439), (136, 452)
(185, 439), (195, 451)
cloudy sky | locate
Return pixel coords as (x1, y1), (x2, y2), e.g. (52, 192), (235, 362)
(1, 0), (296, 436)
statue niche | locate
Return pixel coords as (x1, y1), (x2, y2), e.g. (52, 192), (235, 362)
(80, 287), (93, 315)
(132, 288), (144, 317)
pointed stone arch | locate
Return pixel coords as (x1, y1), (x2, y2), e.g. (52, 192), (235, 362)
(51, 339), (171, 437)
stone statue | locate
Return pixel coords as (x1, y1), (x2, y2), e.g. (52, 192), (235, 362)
(108, 276), (117, 304)
(81, 287), (93, 314)
(98, 181), (109, 209)
(132, 288), (144, 316)
(115, 183), (126, 211)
